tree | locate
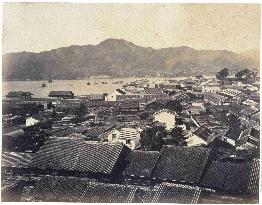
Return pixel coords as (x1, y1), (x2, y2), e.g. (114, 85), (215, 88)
(227, 114), (241, 141)
(216, 68), (229, 80)
(235, 69), (255, 83)
(165, 100), (183, 114)
(140, 125), (166, 151)
(170, 126), (187, 146)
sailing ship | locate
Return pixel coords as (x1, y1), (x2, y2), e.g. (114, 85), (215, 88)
(48, 70), (53, 83)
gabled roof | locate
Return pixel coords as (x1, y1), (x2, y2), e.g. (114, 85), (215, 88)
(119, 101), (139, 109)
(48, 91), (74, 97)
(153, 146), (211, 183)
(193, 125), (214, 141)
(144, 88), (166, 95)
(1, 152), (33, 168)
(6, 91), (33, 98)
(29, 138), (128, 174)
(82, 94), (105, 101)
(145, 98), (168, 106)
(83, 126), (112, 140)
(151, 182), (201, 203)
(3, 128), (24, 138)
(124, 150), (161, 178)
(26, 176), (138, 203)
(200, 159), (259, 193)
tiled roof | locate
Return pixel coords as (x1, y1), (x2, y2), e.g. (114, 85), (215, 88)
(133, 187), (157, 203)
(247, 159), (260, 194)
(152, 182), (201, 203)
(81, 94), (105, 101)
(201, 159), (260, 193)
(26, 176), (137, 203)
(116, 95), (142, 101)
(66, 133), (86, 140)
(52, 127), (81, 138)
(193, 125), (213, 141)
(119, 101), (140, 109)
(144, 88), (166, 95)
(79, 181), (137, 203)
(219, 89), (242, 97)
(153, 146), (211, 183)
(1, 180), (21, 192)
(83, 126), (110, 140)
(52, 125), (115, 139)
(48, 91), (73, 97)
(6, 91), (33, 98)
(204, 92), (226, 100)
(1, 152), (33, 168)
(84, 101), (116, 107)
(29, 138), (127, 174)
(145, 98), (168, 106)
(3, 128), (25, 138)
(124, 151), (161, 178)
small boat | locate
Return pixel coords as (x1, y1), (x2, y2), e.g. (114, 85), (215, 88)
(42, 83), (47, 87)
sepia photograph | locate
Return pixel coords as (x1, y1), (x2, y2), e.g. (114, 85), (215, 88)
(1, 2), (260, 203)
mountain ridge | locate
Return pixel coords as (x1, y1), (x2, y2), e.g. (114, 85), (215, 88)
(3, 38), (259, 80)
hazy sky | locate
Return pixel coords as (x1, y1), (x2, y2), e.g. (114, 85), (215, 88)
(3, 3), (261, 54)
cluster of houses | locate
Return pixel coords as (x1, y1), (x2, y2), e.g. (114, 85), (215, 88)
(1, 75), (260, 203)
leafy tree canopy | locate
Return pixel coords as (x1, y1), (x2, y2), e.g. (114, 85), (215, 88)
(227, 113), (241, 141)
(140, 125), (166, 151)
(235, 69), (256, 83)
(165, 100), (183, 114)
(216, 68), (229, 80)
(170, 126), (187, 146)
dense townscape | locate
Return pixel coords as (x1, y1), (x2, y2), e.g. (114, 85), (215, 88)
(1, 68), (260, 203)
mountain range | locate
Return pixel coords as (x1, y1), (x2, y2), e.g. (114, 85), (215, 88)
(3, 39), (259, 80)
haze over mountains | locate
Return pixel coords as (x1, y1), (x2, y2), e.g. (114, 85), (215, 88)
(3, 39), (259, 80)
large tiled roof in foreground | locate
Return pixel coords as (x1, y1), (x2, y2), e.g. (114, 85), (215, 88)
(1, 152), (33, 168)
(26, 176), (137, 203)
(153, 146), (211, 183)
(201, 159), (259, 193)
(124, 150), (161, 178)
(152, 182), (201, 204)
(247, 159), (260, 194)
(29, 138), (127, 174)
